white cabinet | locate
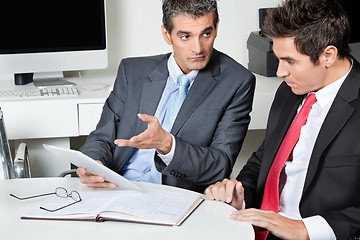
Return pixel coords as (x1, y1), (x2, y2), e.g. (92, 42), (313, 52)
(1, 100), (78, 140)
(78, 103), (104, 135)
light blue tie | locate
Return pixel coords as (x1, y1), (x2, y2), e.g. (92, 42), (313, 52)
(148, 74), (191, 184)
(162, 74), (191, 132)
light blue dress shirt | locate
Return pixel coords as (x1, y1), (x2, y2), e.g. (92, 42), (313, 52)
(120, 53), (198, 182)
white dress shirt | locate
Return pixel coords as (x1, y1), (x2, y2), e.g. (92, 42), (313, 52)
(279, 66), (352, 239)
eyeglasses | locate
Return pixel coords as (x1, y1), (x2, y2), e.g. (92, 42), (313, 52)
(10, 187), (82, 212)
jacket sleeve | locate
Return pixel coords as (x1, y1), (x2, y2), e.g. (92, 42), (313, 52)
(79, 60), (128, 166)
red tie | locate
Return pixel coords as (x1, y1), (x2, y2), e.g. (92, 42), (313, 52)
(256, 93), (317, 240)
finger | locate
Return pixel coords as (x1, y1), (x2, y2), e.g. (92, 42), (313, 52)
(86, 181), (117, 188)
(231, 211), (268, 232)
(233, 181), (244, 202)
(205, 185), (215, 199)
(128, 132), (147, 144)
(137, 113), (158, 123)
(231, 209), (271, 225)
(235, 181), (243, 193)
(224, 179), (237, 203)
(79, 172), (117, 188)
(114, 139), (131, 147)
(210, 180), (230, 202)
(77, 163), (105, 184)
(76, 167), (88, 177)
(231, 209), (262, 223)
(211, 182), (224, 201)
(79, 173), (105, 184)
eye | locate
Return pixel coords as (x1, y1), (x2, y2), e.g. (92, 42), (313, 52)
(286, 59), (294, 65)
(203, 32), (211, 37)
(180, 34), (190, 40)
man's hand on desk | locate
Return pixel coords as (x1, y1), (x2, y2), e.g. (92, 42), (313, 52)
(231, 209), (309, 240)
(206, 179), (310, 240)
(114, 113), (173, 154)
(76, 161), (117, 188)
(205, 178), (245, 210)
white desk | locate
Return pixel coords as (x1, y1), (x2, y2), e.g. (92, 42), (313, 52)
(0, 177), (254, 240)
(0, 73), (282, 177)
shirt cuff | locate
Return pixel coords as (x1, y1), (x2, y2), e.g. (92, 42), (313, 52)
(156, 134), (175, 165)
(302, 215), (336, 240)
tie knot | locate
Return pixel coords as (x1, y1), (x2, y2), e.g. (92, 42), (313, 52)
(178, 74), (191, 89)
(303, 93), (317, 108)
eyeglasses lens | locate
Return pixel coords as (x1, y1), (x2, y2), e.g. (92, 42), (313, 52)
(55, 187), (68, 198)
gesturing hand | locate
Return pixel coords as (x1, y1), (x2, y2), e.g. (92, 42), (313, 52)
(114, 113), (173, 154)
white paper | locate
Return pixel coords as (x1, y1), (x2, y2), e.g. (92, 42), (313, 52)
(43, 144), (142, 191)
(25, 188), (201, 225)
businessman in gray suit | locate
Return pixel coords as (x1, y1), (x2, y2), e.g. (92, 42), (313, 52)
(77, 0), (255, 193)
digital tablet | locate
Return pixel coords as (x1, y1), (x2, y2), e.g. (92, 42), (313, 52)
(43, 144), (142, 191)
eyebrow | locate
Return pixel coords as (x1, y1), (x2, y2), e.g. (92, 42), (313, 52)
(176, 26), (214, 36)
(279, 57), (296, 61)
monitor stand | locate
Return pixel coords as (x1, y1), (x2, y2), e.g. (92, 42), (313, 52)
(14, 72), (75, 87)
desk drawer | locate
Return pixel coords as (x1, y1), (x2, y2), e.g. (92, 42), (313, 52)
(0, 101), (78, 140)
(78, 103), (103, 135)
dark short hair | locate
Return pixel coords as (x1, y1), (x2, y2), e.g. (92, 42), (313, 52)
(162, 0), (218, 33)
(262, 0), (351, 65)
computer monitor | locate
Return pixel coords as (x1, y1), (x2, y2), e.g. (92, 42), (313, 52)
(337, 0), (360, 44)
(0, 1), (108, 86)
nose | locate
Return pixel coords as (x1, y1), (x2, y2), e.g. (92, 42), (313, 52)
(192, 37), (203, 54)
(276, 61), (289, 78)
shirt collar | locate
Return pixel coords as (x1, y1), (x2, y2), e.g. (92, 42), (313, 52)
(167, 53), (199, 86)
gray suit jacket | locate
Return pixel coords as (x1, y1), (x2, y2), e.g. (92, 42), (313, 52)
(80, 49), (255, 193)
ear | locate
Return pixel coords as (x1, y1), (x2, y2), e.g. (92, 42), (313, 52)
(161, 25), (172, 45)
(322, 46), (338, 68)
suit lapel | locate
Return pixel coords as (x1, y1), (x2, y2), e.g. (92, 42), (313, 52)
(135, 57), (169, 135)
(301, 97), (354, 196)
(170, 50), (221, 135)
(170, 69), (218, 134)
(134, 49), (221, 136)
(302, 59), (360, 198)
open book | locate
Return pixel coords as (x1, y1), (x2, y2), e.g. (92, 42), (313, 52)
(21, 188), (203, 226)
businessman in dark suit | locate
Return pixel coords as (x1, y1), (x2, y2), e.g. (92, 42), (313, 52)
(206, 0), (360, 239)
(77, 0), (255, 193)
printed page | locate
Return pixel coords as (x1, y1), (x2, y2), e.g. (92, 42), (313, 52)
(99, 189), (201, 225)
(22, 189), (201, 225)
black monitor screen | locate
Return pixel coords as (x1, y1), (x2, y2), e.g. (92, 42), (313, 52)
(0, 1), (106, 54)
(337, 0), (360, 43)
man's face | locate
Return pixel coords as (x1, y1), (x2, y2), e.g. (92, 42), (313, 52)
(162, 13), (218, 74)
(273, 37), (328, 95)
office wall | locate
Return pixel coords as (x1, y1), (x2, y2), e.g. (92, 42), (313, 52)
(88, 0), (282, 76)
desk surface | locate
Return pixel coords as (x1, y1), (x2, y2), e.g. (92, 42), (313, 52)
(1, 178), (254, 240)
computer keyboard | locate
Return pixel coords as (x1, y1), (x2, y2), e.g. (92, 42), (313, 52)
(0, 86), (79, 99)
